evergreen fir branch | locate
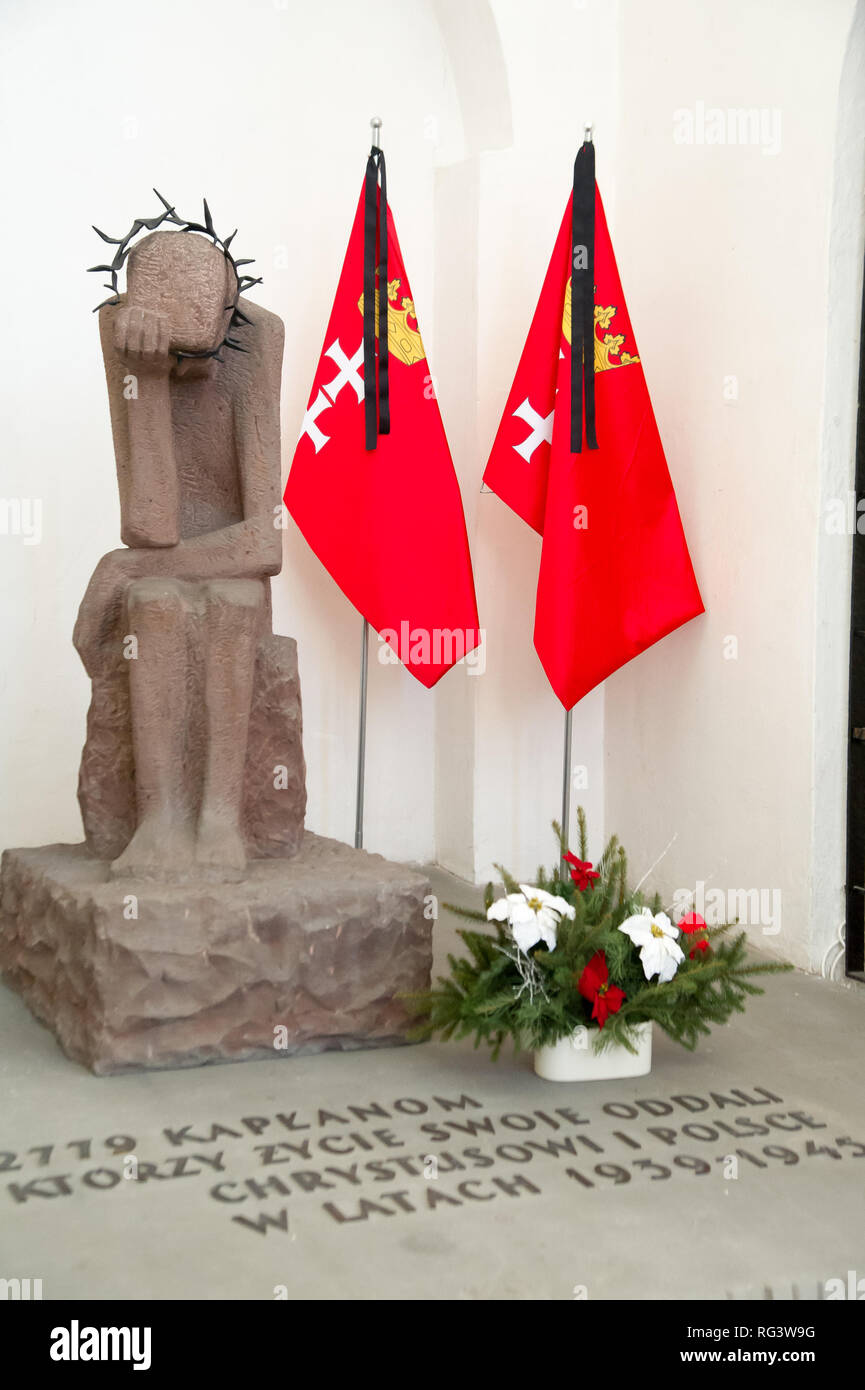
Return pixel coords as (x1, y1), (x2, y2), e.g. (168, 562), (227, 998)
(595, 834), (620, 878)
(442, 900), (489, 925)
(552, 818), (568, 857)
(617, 847), (628, 906)
(577, 805), (588, 861)
(493, 862), (521, 895)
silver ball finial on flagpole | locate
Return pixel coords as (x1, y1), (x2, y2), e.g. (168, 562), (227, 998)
(370, 116), (382, 148)
(583, 122), (593, 144)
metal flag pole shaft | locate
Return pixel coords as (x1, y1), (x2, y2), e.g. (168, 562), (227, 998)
(558, 122), (592, 865)
(355, 617), (369, 848)
(561, 707), (573, 864)
(354, 114), (382, 851)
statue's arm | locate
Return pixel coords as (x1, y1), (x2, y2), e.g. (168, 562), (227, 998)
(129, 305), (284, 581)
(236, 309), (284, 577)
(99, 301), (180, 548)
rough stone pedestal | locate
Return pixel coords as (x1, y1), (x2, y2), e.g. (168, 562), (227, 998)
(0, 836), (432, 1075)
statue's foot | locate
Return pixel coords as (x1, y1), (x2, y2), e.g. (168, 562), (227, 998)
(110, 813), (196, 882)
(195, 814), (248, 882)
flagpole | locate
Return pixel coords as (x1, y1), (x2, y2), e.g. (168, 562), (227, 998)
(559, 122), (592, 866)
(355, 617), (369, 848)
(561, 707), (573, 865)
(354, 114), (382, 851)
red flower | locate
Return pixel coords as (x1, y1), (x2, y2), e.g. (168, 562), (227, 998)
(563, 852), (600, 891)
(679, 912), (706, 933)
(577, 951), (626, 1029)
(679, 912), (710, 960)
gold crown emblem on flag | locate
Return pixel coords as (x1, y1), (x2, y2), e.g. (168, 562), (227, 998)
(358, 275), (426, 366)
(563, 278), (640, 372)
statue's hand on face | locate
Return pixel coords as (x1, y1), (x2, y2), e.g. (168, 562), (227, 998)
(113, 305), (172, 374)
(123, 231), (233, 369)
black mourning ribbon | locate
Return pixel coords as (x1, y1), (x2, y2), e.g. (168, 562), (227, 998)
(570, 140), (598, 453)
(363, 144), (390, 450)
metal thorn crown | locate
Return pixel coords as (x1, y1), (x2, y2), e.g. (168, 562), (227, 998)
(87, 189), (262, 363)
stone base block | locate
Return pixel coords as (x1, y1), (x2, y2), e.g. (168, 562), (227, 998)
(0, 836), (431, 1075)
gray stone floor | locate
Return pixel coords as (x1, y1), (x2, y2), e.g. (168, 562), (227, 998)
(1, 864), (863, 1301)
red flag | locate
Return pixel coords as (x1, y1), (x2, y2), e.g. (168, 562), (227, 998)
(483, 184), (703, 710)
(285, 180), (480, 688)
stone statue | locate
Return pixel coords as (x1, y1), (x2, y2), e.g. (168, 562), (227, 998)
(0, 198), (431, 1073)
(73, 228), (305, 881)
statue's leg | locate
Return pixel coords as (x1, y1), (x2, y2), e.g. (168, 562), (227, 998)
(195, 578), (265, 875)
(110, 577), (196, 880)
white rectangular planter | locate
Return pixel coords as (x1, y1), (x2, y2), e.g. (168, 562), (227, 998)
(533, 1021), (653, 1082)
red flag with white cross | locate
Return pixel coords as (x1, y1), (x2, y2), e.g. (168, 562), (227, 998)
(483, 143), (703, 710)
(284, 166), (480, 688)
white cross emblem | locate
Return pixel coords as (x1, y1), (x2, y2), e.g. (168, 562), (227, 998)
(512, 397), (554, 463)
(300, 388), (332, 453)
(322, 339), (364, 404)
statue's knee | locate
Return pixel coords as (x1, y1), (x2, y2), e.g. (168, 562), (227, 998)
(126, 577), (188, 615)
(206, 579), (265, 611)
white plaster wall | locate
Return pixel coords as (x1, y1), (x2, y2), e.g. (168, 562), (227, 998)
(603, 0), (861, 969)
(0, 0), (465, 864)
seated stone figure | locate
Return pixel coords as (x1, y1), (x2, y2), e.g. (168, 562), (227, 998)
(0, 200), (431, 1074)
(73, 228), (305, 881)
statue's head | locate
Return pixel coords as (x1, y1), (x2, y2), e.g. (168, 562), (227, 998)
(127, 231), (234, 357)
(88, 192), (261, 365)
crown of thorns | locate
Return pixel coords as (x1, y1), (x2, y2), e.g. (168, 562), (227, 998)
(87, 189), (262, 363)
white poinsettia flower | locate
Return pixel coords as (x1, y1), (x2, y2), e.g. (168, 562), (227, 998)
(619, 907), (685, 983)
(518, 886), (577, 922)
(486, 893), (527, 922)
(486, 885), (575, 956)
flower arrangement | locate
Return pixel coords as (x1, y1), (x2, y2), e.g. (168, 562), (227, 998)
(409, 810), (791, 1060)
